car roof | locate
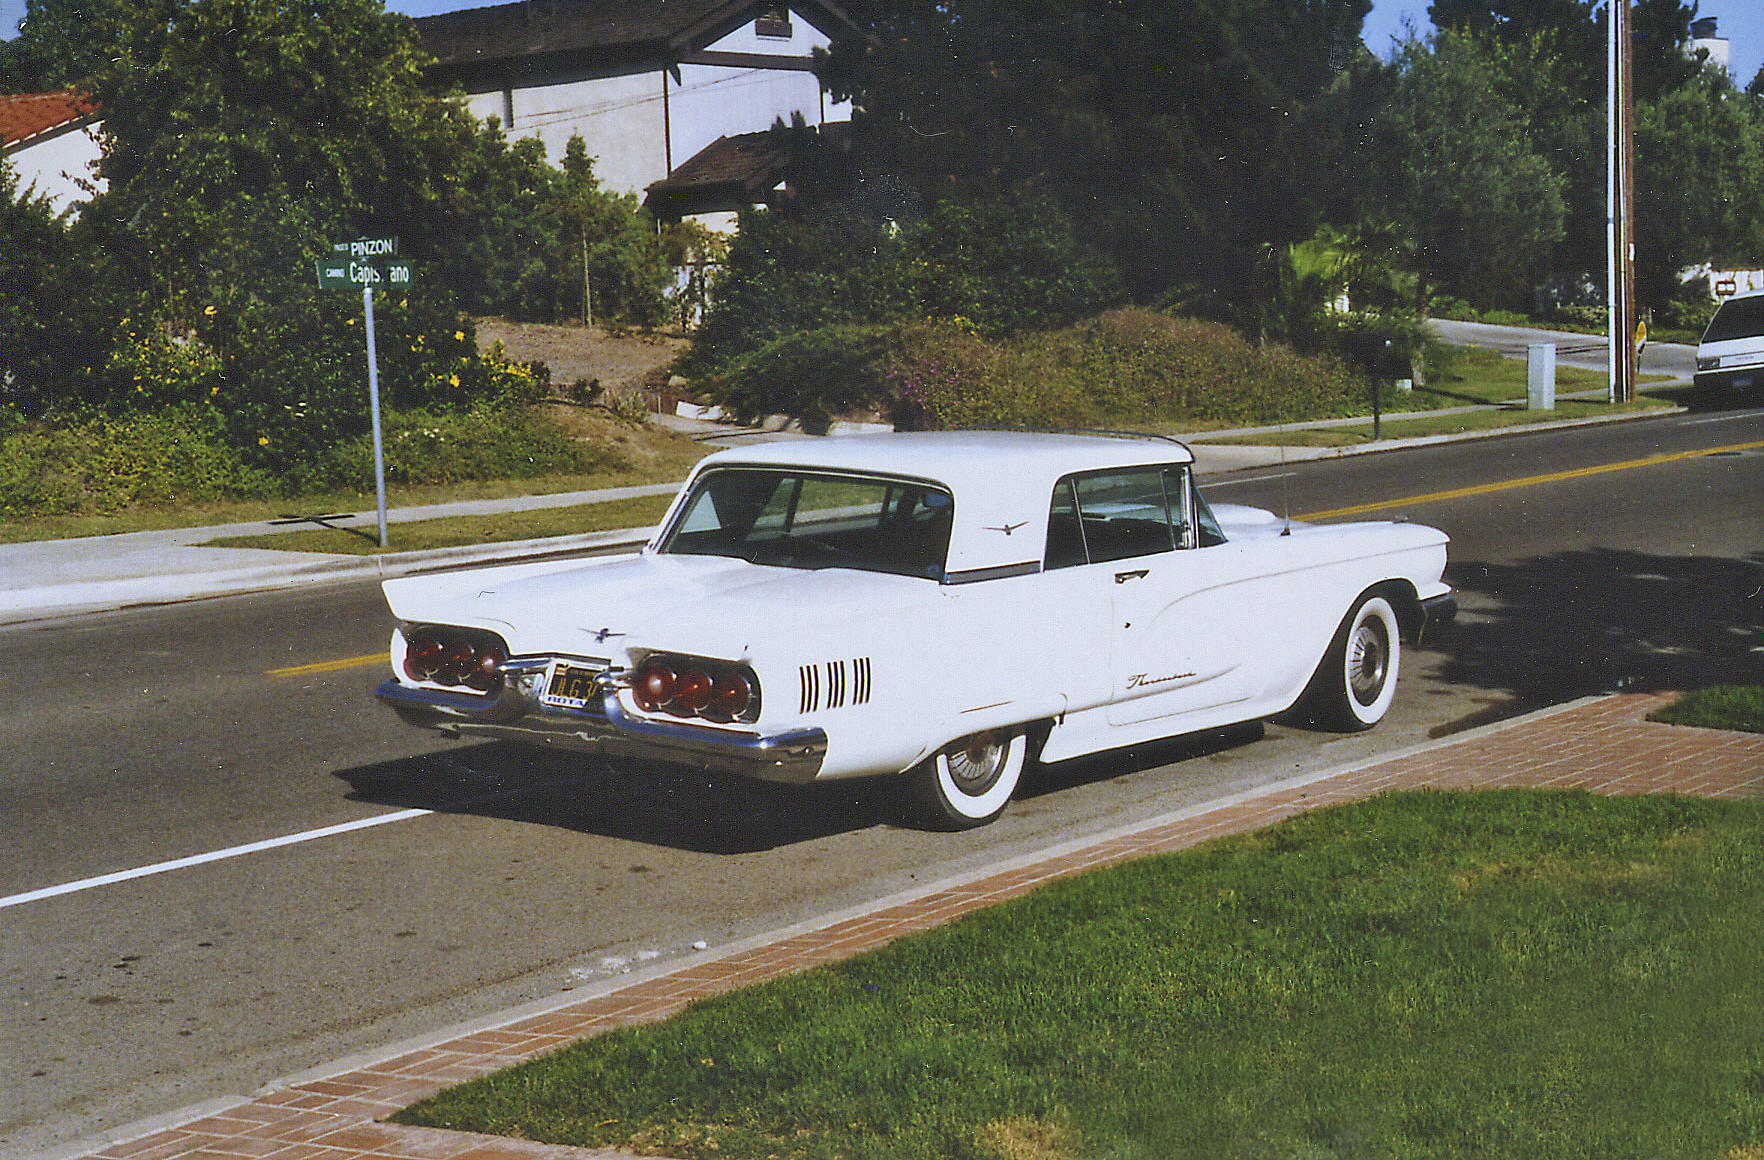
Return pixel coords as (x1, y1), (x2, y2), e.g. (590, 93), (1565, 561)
(684, 431), (1198, 578)
(694, 430), (1194, 491)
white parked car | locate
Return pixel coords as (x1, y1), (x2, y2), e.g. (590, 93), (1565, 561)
(1696, 288), (1764, 393)
(376, 432), (1455, 827)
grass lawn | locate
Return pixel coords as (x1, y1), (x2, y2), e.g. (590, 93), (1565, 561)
(204, 492), (677, 554)
(395, 789), (1764, 1160)
(1198, 346), (1677, 449)
(1650, 685), (1764, 734)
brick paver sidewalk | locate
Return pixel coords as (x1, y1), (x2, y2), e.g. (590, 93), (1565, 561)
(67, 693), (1764, 1160)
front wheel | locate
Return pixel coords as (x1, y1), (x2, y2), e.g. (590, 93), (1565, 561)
(1307, 593), (1401, 731)
(909, 729), (1026, 829)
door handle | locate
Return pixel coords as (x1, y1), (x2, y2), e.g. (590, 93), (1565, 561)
(1114, 569), (1149, 584)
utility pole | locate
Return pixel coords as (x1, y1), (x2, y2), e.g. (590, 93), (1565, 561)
(1608, 0), (1637, 404)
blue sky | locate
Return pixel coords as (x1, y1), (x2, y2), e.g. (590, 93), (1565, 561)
(2, 0), (1759, 103)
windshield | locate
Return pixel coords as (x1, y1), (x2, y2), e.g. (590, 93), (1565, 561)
(659, 468), (954, 580)
(1702, 295), (1764, 343)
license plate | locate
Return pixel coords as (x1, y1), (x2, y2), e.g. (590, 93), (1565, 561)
(541, 663), (601, 710)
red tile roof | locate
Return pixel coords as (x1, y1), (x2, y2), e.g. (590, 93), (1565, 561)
(0, 89), (100, 152)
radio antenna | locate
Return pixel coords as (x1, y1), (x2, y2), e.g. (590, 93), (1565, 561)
(1278, 425), (1292, 535)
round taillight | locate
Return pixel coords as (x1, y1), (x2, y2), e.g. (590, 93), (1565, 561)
(709, 673), (752, 719)
(633, 660), (676, 711)
(674, 668), (714, 713)
(434, 640), (474, 685)
(463, 646), (506, 693)
(404, 632), (445, 681)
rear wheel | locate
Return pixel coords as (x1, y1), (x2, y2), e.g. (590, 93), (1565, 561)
(1308, 593), (1401, 731)
(909, 729), (1026, 829)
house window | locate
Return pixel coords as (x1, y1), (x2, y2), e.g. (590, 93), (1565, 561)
(755, 4), (792, 39)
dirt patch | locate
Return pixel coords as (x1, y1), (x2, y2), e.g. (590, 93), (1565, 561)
(474, 318), (689, 392)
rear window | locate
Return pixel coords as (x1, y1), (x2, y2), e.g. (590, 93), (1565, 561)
(1702, 295), (1764, 343)
(659, 468), (953, 580)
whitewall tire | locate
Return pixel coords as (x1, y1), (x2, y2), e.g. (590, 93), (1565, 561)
(1311, 593), (1401, 731)
(910, 729), (1026, 829)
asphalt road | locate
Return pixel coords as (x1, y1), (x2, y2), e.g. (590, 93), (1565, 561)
(4, 405), (1761, 1157)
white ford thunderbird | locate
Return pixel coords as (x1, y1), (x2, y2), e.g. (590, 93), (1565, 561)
(376, 431), (1454, 827)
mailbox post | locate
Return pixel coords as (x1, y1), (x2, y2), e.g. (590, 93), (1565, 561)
(316, 238), (412, 548)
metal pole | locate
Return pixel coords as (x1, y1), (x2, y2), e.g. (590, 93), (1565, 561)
(1608, 0), (1638, 404)
(363, 284), (389, 548)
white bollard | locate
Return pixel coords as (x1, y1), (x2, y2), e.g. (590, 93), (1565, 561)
(1527, 343), (1556, 410)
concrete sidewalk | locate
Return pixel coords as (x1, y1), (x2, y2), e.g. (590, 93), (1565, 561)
(52, 690), (1764, 1160)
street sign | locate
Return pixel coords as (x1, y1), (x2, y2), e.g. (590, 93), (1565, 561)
(314, 237), (413, 548)
(329, 236), (399, 258)
(316, 258), (414, 290)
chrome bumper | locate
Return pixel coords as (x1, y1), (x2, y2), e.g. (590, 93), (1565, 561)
(374, 673), (828, 785)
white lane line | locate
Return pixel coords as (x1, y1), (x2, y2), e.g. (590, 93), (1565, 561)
(1200, 472), (1297, 487)
(0, 809), (432, 910)
(1680, 410), (1764, 426)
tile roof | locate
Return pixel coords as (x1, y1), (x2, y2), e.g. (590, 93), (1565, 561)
(0, 89), (100, 152)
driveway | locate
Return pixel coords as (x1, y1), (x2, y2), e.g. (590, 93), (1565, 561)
(1428, 317), (1695, 384)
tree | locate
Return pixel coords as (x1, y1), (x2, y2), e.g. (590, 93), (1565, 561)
(818, 0), (1374, 304)
(69, 0), (496, 464)
(0, 164), (72, 400)
(0, 0), (138, 92)
(1634, 69), (1764, 309)
(1366, 32), (1566, 308)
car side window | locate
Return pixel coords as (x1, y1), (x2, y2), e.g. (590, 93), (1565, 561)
(1044, 464), (1223, 570)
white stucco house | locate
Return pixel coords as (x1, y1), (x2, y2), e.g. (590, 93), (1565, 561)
(0, 89), (101, 216)
(414, 0), (857, 228)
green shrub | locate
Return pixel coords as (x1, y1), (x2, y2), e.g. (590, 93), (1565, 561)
(889, 309), (1370, 431)
(282, 405), (623, 493)
(709, 325), (897, 435)
(0, 407), (273, 518)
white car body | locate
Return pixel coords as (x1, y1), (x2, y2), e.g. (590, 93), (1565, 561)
(1696, 288), (1764, 393)
(376, 431), (1454, 826)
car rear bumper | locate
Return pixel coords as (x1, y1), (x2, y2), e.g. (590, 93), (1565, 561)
(1695, 368), (1763, 391)
(375, 677), (829, 784)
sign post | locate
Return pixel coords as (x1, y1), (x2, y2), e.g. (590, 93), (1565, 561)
(316, 237), (410, 548)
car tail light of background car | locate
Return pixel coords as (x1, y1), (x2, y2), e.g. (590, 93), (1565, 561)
(401, 626), (509, 694)
(630, 654), (760, 724)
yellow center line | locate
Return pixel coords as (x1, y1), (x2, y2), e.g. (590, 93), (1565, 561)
(269, 653), (387, 677)
(1297, 439), (1764, 521)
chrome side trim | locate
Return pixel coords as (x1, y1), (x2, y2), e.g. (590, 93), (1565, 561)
(374, 678), (828, 784)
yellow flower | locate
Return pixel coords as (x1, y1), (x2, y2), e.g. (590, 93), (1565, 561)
(449, 373), (461, 388)
(258, 436), (270, 446)
(454, 330), (465, 343)
(203, 305), (216, 316)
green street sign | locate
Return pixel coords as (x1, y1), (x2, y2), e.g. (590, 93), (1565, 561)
(317, 258), (414, 290)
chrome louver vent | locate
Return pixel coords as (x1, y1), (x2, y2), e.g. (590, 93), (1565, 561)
(800, 657), (872, 713)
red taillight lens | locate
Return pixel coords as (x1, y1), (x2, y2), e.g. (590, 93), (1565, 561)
(674, 668), (714, 713)
(402, 628), (507, 695)
(628, 656), (758, 722)
(404, 632), (446, 682)
(633, 660), (677, 711)
(463, 646), (506, 692)
(435, 641), (474, 685)
(709, 673), (753, 719)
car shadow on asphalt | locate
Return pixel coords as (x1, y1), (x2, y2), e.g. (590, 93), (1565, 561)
(1434, 546), (1764, 710)
(335, 743), (908, 854)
